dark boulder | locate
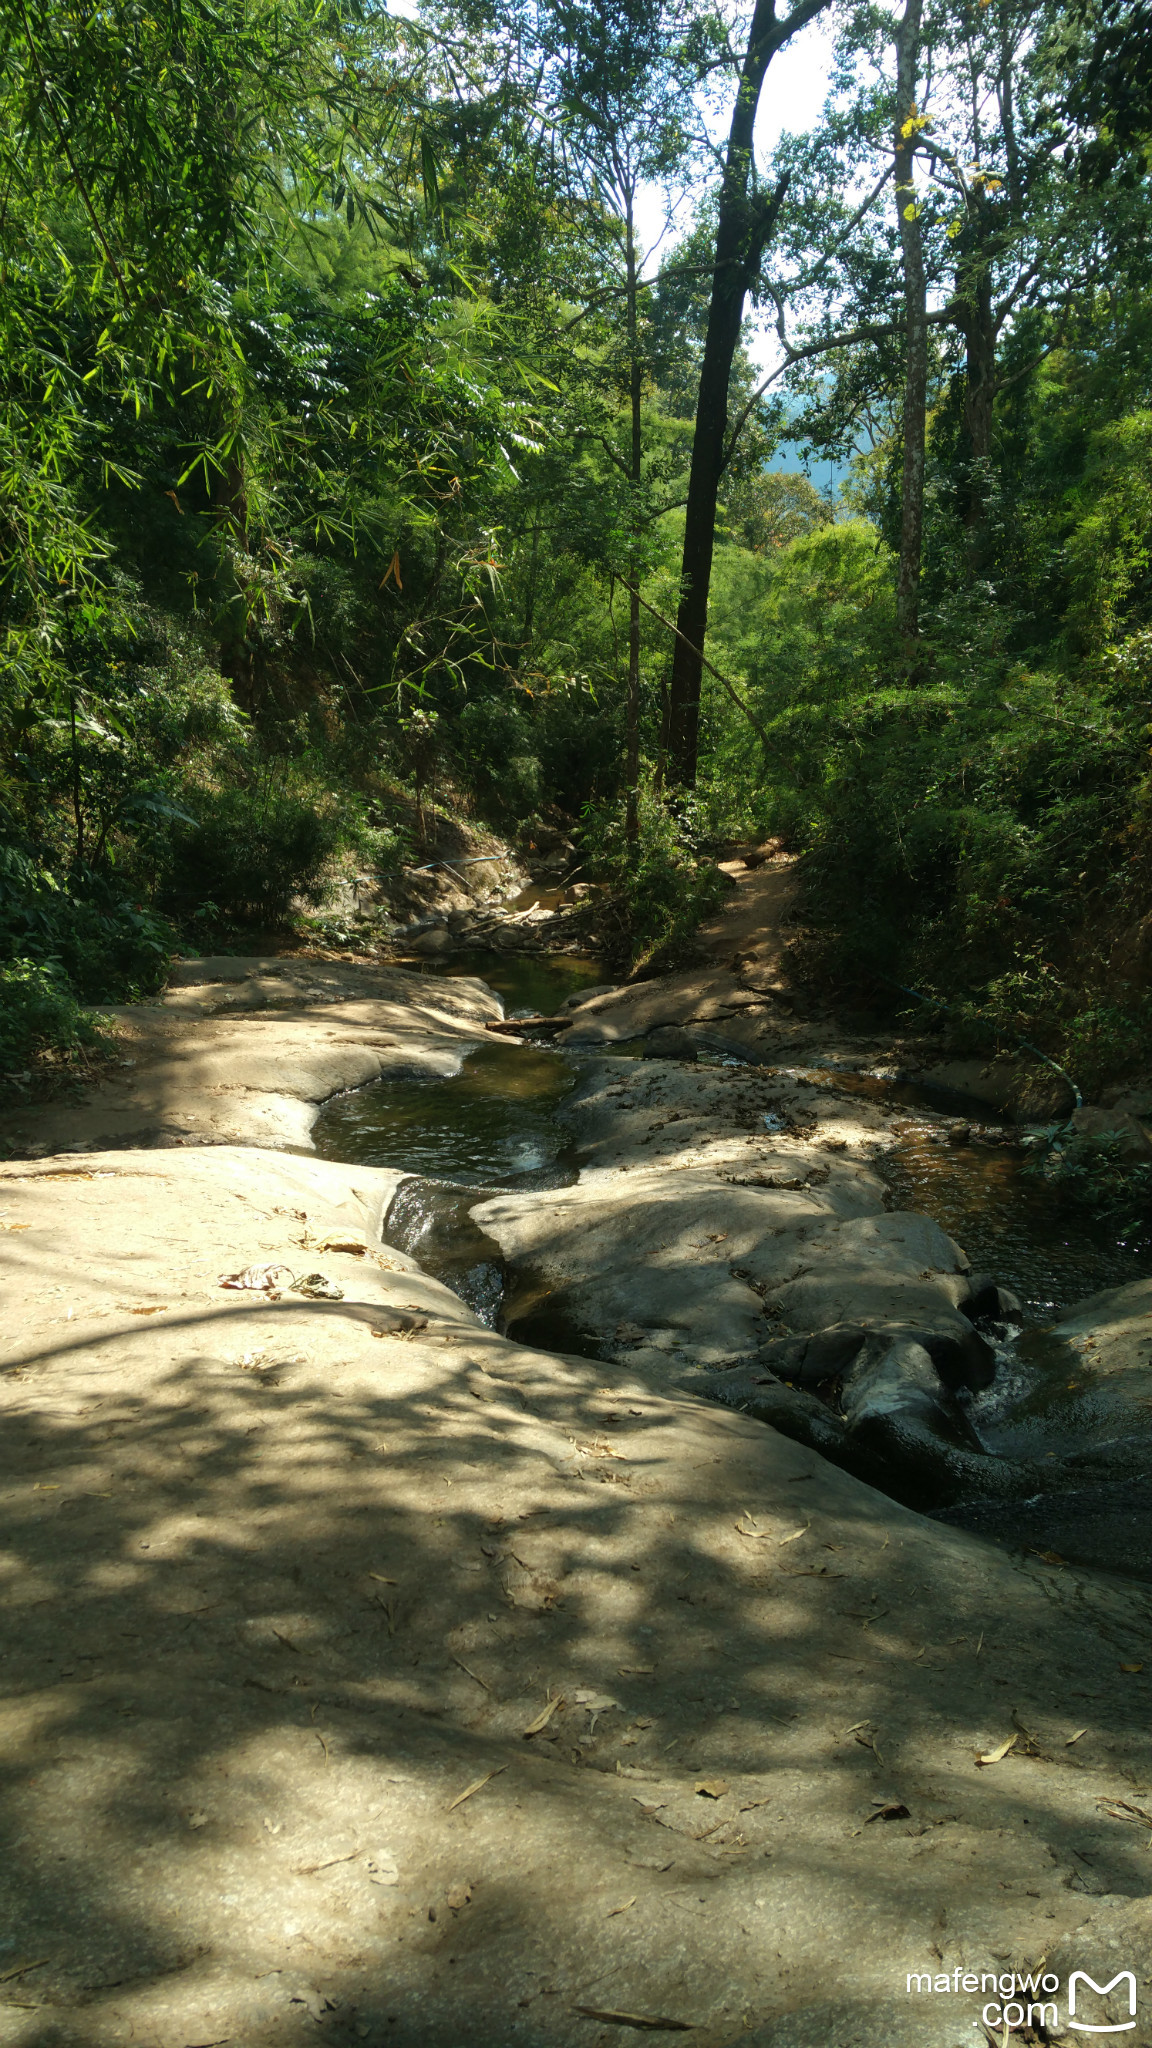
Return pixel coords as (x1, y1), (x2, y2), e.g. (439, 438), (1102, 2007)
(961, 1275), (1025, 1327)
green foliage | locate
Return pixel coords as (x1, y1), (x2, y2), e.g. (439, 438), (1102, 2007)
(0, 848), (171, 1001)
(580, 784), (728, 971)
(159, 783), (347, 927)
(1060, 411), (1152, 650)
(455, 699), (543, 824)
(704, 519), (899, 839)
(0, 0), (1149, 1107)
(1029, 1131), (1152, 1247)
(0, 959), (104, 1071)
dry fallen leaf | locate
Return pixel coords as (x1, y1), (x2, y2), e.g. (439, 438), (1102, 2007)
(316, 1235), (366, 1255)
(779, 1523), (811, 1546)
(447, 1767), (506, 1813)
(694, 1779), (730, 1800)
(572, 2006), (693, 2031)
(218, 1263), (291, 1292)
(291, 1272), (343, 1301)
(129, 1305), (168, 1315)
(446, 1883), (472, 1911)
(1065, 1727), (1088, 1746)
(1120, 1662), (1144, 1673)
(573, 1689), (619, 1712)
(1098, 1799), (1152, 1833)
(523, 1694), (564, 1736)
(619, 1664), (654, 1676)
(976, 1734), (1018, 1766)
(296, 1850), (359, 1875)
(452, 1656), (491, 1693)
(865, 1800), (910, 1823)
(606, 1896), (637, 1917)
(0, 1959), (49, 1987)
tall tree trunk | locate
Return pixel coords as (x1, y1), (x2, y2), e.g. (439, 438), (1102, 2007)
(957, 205), (996, 534)
(214, 450), (258, 712)
(625, 197), (643, 842)
(665, 0), (816, 787)
(893, 0), (927, 645)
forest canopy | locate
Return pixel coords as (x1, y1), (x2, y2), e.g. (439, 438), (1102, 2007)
(0, 0), (1150, 1086)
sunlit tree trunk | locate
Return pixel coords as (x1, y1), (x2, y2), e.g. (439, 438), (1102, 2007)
(665, 0), (826, 786)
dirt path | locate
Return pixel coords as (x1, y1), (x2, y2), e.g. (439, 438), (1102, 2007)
(1, 924), (1151, 2047)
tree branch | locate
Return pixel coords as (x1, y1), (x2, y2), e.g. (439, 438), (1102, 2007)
(627, 584), (770, 750)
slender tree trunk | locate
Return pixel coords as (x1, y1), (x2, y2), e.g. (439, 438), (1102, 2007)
(893, 0), (927, 645)
(957, 215), (996, 533)
(521, 506), (542, 647)
(665, 0), (808, 787)
(624, 197), (643, 843)
(214, 450), (257, 712)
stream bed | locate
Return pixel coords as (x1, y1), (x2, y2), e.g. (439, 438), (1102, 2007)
(312, 953), (1152, 1543)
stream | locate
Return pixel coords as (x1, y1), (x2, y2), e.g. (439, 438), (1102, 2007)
(312, 951), (1152, 1517)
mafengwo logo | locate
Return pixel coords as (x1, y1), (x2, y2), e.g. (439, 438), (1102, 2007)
(905, 1965), (1138, 2033)
(1068, 1970), (1138, 2034)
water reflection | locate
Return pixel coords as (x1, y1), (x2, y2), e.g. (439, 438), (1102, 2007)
(312, 1037), (577, 1188)
(421, 950), (606, 1018)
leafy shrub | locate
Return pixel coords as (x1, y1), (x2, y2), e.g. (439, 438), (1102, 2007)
(0, 848), (171, 1001)
(454, 698), (543, 823)
(0, 959), (104, 1070)
(580, 785), (730, 972)
(160, 783), (344, 924)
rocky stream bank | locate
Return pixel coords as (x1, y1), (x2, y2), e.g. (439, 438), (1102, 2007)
(1, 874), (1151, 2047)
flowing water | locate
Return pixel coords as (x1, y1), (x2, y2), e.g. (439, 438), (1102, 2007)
(880, 1121), (1147, 1322)
(313, 1035), (578, 1189)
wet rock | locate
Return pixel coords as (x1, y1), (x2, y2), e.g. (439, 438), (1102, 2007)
(762, 1325), (868, 1389)
(1009, 1070), (1077, 1120)
(412, 926), (454, 956)
(915, 1322), (997, 1391)
(687, 1347), (1011, 1509)
(931, 1480), (1152, 1582)
(961, 1274), (1025, 1326)
(918, 1057), (1076, 1122)
(763, 1315), (992, 1395)
(643, 1026), (698, 1061)
(560, 983), (618, 1011)
(790, 1334), (1025, 1506)
(685, 1367), (886, 1483)
(841, 1337), (984, 1454)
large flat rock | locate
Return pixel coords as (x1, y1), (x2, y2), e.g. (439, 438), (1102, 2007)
(474, 1061), (977, 1374)
(1, 1146), (1150, 2045)
(0, 959), (500, 1158)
